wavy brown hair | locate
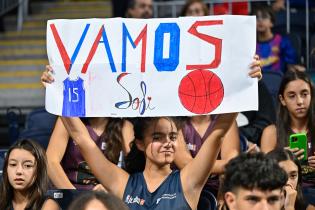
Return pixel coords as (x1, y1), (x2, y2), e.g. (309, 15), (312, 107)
(102, 118), (124, 164)
(0, 139), (49, 210)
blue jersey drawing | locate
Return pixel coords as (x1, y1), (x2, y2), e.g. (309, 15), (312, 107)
(62, 77), (86, 117)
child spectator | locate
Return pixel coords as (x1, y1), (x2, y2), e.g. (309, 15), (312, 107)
(60, 113), (237, 210)
(267, 148), (315, 210)
(253, 5), (304, 73)
(0, 139), (60, 210)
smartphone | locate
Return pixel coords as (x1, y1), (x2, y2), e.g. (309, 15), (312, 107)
(289, 133), (308, 161)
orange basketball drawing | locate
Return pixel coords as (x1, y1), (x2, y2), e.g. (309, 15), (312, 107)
(178, 70), (224, 114)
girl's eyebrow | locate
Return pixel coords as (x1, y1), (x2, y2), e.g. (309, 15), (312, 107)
(9, 159), (34, 163)
(23, 160), (34, 164)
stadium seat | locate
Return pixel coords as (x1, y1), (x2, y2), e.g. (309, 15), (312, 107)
(198, 189), (218, 210)
(47, 189), (86, 210)
(261, 71), (284, 108)
(18, 108), (57, 149)
(287, 33), (303, 63)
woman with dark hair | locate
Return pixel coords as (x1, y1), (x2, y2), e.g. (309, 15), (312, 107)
(60, 113), (237, 210)
(68, 191), (129, 210)
(0, 139), (60, 210)
(276, 71), (315, 151)
(267, 149), (315, 210)
(275, 70), (315, 204)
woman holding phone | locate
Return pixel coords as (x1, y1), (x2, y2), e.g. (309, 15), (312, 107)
(272, 70), (315, 204)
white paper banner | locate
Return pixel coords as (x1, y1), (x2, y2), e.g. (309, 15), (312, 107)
(46, 15), (258, 117)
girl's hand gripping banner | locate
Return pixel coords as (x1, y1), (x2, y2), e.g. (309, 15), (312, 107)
(46, 15), (258, 117)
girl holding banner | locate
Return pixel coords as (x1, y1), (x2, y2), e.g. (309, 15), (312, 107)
(60, 113), (237, 210)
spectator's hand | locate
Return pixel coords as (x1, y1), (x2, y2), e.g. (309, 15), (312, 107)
(285, 147), (305, 160)
(41, 65), (55, 87)
(248, 55), (262, 80)
(246, 142), (260, 153)
(93, 184), (107, 192)
(308, 154), (315, 168)
(288, 64), (306, 72)
(283, 183), (297, 210)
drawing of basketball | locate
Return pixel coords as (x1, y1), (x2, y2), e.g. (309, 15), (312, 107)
(178, 70), (224, 114)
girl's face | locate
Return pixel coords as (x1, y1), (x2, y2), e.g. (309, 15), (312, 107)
(140, 118), (178, 166)
(7, 149), (36, 192)
(279, 160), (298, 190)
(186, 2), (206, 16)
(279, 79), (311, 120)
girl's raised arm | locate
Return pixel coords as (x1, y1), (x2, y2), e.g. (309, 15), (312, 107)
(60, 117), (129, 199)
(180, 113), (237, 208)
(46, 117), (75, 189)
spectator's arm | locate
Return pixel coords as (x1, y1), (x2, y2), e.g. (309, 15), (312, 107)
(212, 121), (240, 174)
(60, 117), (129, 199)
(46, 117), (75, 189)
(181, 113), (237, 209)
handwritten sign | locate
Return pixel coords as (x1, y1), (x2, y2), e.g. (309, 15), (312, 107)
(46, 15), (258, 117)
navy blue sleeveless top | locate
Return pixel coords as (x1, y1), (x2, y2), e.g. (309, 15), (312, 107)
(123, 170), (191, 210)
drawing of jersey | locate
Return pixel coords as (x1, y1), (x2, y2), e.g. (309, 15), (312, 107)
(62, 77), (86, 116)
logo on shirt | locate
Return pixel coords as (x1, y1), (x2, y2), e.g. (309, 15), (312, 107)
(125, 195), (145, 205)
(187, 143), (196, 151)
(156, 193), (177, 204)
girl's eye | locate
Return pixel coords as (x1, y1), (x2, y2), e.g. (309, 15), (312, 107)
(24, 164), (34, 169)
(169, 134), (177, 141)
(302, 92), (309, 97)
(290, 174), (297, 179)
(152, 135), (161, 140)
(8, 163), (16, 167)
(288, 94), (295, 99)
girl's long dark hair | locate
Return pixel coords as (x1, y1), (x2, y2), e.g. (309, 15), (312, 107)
(267, 149), (307, 210)
(83, 118), (124, 165)
(0, 139), (49, 210)
(276, 70), (315, 149)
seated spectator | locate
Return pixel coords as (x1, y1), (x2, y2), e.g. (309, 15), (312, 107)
(221, 152), (287, 210)
(0, 139), (59, 210)
(253, 5), (305, 73)
(125, 0), (153, 19)
(180, 0), (209, 17)
(68, 191), (129, 210)
(275, 70), (315, 205)
(267, 148), (315, 210)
